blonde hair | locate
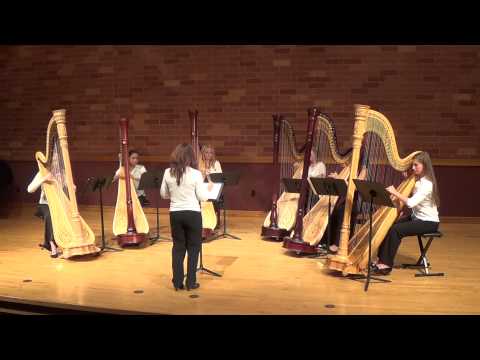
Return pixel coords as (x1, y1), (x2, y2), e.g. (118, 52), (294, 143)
(200, 144), (217, 170)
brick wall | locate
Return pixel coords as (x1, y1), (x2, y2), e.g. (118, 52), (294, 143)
(1, 45), (479, 163)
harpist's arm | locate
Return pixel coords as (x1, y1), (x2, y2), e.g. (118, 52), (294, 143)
(27, 172), (52, 193)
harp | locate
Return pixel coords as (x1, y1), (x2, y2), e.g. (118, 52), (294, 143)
(327, 104), (421, 275)
(283, 111), (352, 254)
(189, 110), (218, 238)
(112, 118), (149, 247)
(261, 113), (308, 240)
(35, 109), (100, 258)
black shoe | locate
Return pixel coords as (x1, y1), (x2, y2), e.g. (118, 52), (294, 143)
(172, 281), (184, 291)
(50, 253), (59, 258)
(186, 283), (200, 291)
(371, 265), (392, 276)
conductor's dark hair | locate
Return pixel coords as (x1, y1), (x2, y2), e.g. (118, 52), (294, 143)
(169, 143), (198, 186)
(128, 149), (140, 157)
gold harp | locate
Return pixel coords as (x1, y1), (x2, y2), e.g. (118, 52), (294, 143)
(189, 110), (218, 238)
(112, 118), (149, 247)
(327, 105), (421, 275)
(35, 109), (100, 258)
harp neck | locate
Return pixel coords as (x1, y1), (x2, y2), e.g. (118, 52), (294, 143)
(119, 118), (137, 233)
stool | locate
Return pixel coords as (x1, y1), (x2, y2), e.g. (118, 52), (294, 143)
(401, 232), (445, 277)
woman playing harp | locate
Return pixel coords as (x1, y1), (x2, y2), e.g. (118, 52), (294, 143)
(189, 110), (218, 239)
(327, 104), (423, 275)
(283, 110), (352, 254)
(112, 118), (150, 247)
(261, 114), (310, 240)
(371, 152), (440, 275)
(33, 109), (99, 259)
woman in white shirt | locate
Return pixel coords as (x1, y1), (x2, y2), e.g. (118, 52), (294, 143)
(27, 171), (58, 257)
(160, 143), (210, 291)
(114, 150), (149, 207)
(372, 152), (440, 275)
(200, 144), (223, 229)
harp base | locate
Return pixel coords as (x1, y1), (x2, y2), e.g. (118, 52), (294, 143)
(283, 237), (319, 255)
(202, 228), (219, 241)
(117, 233), (148, 247)
(62, 245), (101, 259)
(261, 226), (290, 241)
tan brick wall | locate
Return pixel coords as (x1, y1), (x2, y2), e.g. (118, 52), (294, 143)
(1, 45), (479, 163)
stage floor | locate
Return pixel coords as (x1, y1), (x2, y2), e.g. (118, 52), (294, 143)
(1, 204), (480, 315)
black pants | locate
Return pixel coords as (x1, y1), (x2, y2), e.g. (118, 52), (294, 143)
(377, 215), (439, 267)
(170, 211), (202, 287)
(138, 194), (149, 207)
(35, 204), (56, 251)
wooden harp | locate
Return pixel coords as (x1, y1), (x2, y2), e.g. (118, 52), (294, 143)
(327, 104), (421, 275)
(284, 111), (353, 254)
(261, 113), (306, 240)
(35, 109), (100, 258)
(189, 109), (218, 238)
(112, 118), (149, 247)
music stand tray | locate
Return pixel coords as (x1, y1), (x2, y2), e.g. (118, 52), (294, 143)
(138, 169), (171, 244)
(282, 178), (302, 194)
(209, 172), (241, 240)
(350, 179), (395, 291)
(308, 177), (347, 256)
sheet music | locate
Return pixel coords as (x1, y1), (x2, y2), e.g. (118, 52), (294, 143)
(200, 182), (223, 200)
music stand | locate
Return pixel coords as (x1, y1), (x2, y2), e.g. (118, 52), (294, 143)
(87, 176), (122, 253)
(138, 170), (170, 245)
(350, 179), (395, 291)
(282, 178), (302, 194)
(210, 172), (241, 240)
(308, 177), (347, 257)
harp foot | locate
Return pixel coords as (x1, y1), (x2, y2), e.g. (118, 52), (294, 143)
(283, 237), (320, 255)
(261, 226), (290, 241)
(117, 233), (148, 248)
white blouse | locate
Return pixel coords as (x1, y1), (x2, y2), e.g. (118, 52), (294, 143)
(160, 166), (209, 212)
(205, 160), (222, 175)
(406, 177), (439, 223)
(308, 161), (326, 178)
(115, 164), (147, 197)
(27, 172), (48, 205)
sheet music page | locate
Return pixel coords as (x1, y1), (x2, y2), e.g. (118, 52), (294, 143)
(200, 182), (223, 200)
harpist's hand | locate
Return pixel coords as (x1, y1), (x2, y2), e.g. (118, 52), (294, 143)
(43, 172), (54, 183)
(385, 185), (397, 196)
(328, 172), (338, 179)
(402, 171), (409, 179)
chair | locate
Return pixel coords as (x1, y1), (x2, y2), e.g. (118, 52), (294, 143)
(402, 232), (445, 277)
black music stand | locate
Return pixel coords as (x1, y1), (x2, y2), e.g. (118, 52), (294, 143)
(210, 172), (241, 240)
(308, 177), (347, 257)
(350, 179), (394, 291)
(138, 170), (170, 245)
(87, 176), (122, 253)
(282, 178), (302, 194)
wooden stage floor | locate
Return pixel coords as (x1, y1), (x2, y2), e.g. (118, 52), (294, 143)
(1, 204), (480, 315)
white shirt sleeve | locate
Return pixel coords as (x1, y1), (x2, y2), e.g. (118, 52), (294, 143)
(27, 172), (43, 193)
(215, 161), (222, 173)
(195, 171), (209, 202)
(406, 180), (432, 208)
(160, 169), (170, 199)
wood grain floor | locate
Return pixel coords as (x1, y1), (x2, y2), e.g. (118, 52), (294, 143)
(1, 204), (479, 314)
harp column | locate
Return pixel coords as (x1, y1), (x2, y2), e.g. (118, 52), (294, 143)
(53, 109), (84, 243)
(337, 104), (370, 259)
